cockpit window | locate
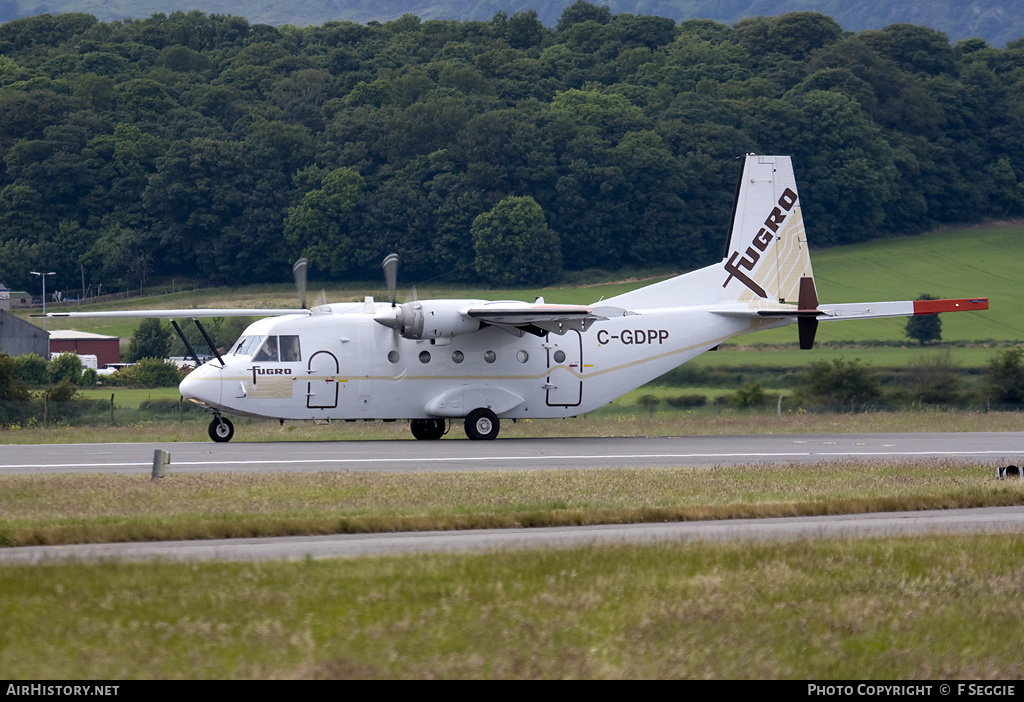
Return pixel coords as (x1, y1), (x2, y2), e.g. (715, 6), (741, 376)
(251, 335), (301, 362)
(232, 335), (264, 356)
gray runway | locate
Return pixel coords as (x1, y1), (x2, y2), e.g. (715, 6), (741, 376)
(3, 432), (1023, 474)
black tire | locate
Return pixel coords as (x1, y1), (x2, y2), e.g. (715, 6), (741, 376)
(410, 418), (445, 440)
(208, 416), (234, 443)
(464, 408), (499, 440)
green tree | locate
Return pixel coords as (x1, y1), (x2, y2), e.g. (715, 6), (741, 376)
(284, 167), (364, 277)
(472, 196), (562, 286)
(905, 294), (943, 346)
(125, 319), (172, 363)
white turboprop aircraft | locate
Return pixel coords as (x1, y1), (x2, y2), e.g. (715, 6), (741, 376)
(44, 154), (988, 442)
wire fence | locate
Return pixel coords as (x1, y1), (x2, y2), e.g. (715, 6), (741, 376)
(0, 398), (207, 427)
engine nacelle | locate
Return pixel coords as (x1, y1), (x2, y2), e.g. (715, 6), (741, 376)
(374, 299), (482, 340)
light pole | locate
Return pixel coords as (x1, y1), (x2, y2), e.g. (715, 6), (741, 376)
(30, 271), (55, 331)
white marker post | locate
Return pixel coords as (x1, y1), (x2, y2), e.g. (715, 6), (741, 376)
(151, 449), (170, 481)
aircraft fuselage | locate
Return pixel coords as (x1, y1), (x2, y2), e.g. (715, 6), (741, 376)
(179, 299), (783, 422)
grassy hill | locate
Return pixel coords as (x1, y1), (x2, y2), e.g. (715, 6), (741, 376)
(752, 221), (1022, 347)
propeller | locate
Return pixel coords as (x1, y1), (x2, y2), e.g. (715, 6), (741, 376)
(292, 257), (308, 309)
(377, 252), (409, 335)
(382, 253), (399, 307)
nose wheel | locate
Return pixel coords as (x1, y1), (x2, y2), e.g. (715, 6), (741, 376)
(208, 416), (234, 443)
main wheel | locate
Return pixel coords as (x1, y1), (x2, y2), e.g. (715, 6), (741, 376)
(208, 416), (234, 443)
(410, 418), (445, 440)
(464, 408), (499, 440)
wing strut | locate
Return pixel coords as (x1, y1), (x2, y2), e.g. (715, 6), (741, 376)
(170, 320), (202, 369)
(192, 319), (225, 367)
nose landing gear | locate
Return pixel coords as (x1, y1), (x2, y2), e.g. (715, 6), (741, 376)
(208, 415), (235, 443)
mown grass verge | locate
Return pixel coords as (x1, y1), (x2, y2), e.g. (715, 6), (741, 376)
(3, 461), (1023, 547)
(3, 535), (1023, 678)
(2, 407), (1024, 443)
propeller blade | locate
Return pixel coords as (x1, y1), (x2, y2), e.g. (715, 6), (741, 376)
(292, 258), (308, 309)
(382, 253), (399, 307)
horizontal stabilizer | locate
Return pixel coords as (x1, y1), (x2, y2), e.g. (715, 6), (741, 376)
(714, 297), (988, 322)
(817, 297), (988, 321)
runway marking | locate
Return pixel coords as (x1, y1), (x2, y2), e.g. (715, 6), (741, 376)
(3, 449), (1022, 470)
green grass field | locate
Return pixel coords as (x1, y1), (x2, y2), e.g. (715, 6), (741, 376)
(3, 535), (1023, 679)
(2, 462), (1023, 679)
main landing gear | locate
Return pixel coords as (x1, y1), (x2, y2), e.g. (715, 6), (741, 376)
(409, 409), (501, 440)
(464, 408), (500, 441)
(410, 418), (446, 440)
(208, 415), (234, 443)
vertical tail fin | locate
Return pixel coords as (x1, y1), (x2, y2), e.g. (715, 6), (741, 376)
(598, 154), (816, 311)
(721, 154), (813, 305)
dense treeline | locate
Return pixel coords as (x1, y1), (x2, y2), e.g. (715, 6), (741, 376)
(5, 2), (1021, 47)
(1, 5), (1023, 292)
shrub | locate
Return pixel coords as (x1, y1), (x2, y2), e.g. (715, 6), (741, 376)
(793, 358), (881, 408)
(727, 383), (767, 408)
(104, 358), (185, 388)
(986, 348), (1024, 406)
(47, 352), (83, 385)
(15, 354), (48, 386)
(665, 394), (707, 407)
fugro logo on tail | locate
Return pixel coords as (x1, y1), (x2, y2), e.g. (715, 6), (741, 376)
(722, 187), (798, 298)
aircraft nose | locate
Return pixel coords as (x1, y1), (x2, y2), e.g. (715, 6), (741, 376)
(179, 364), (222, 407)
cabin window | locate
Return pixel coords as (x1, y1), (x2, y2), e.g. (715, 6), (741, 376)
(279, 335), (301, 362)
(517, 351), (529, 363)
(553, 350), (566, 363)
(483, 350), (496, 363)
(451, 350), (464, 364)
(419, 350), (431, 364)
(388, 351), (400, 363)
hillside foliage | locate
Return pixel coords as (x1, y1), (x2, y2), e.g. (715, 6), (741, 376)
(3, 1), (1022, 47)
(1, 6), (1024, 292)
